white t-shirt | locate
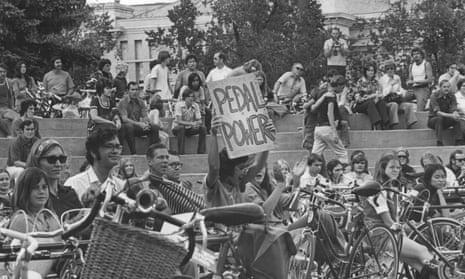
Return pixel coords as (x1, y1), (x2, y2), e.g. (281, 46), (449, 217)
(206, 66), (232, 82)
(149, 64), (172, 100)
(324, 38), (348, 66)
(411, 60), (426, 82)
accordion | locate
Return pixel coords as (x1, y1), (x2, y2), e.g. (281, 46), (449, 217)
(149, 175), (207, 215)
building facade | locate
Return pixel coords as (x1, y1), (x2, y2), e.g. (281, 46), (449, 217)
(93, 0), (416, 82)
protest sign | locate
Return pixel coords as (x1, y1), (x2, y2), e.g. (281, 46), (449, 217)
(207, 73), (275, 158)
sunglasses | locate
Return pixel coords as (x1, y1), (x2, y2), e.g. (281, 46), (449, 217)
(41, 155), (67, 164)
(398, 155), (407, 159)
(456, 158), (465, 162)
(296, 67), (304, 71)
(169, 162), (183, 169)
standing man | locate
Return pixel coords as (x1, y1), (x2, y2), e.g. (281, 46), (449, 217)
(311, 75), (348, 163)
(119, 82), (160, 154)
(43, 57), (74, 97)
(438, 62), (462, 94)
(64, 127), (125, 206)
(148, 51), (173, 101)
(206, 52), (232, 82)
(407, 47), (434, 111)
(272, 63), (307, 107)
(174, 54), (206, 99)
(172, 89), (207, 154)
(323, 27), (349, 76)
(0, 63), (18, 137)
(6, 119), (39, 181)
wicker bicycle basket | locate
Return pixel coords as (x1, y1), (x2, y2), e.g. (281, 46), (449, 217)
(80, 218), (187, 279)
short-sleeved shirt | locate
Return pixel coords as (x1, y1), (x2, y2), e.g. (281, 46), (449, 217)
(429, 91), (458, 117)
(64, 166), (125, 202)
(43, 70), (74, 96)
(113, 76), (127, 99)
(149, 64), (171, 100)
(90, 96), (116, 121)
(178, 85), (206, 104)
(7, 135), (39, 166)
(315, 91), (340, 126)
(203, 178), (244, 208)
(206, 66), (232, 82)
(276, 72), (307, 99)
(11, 117), (40, 138)
(173, 101), (201, 128)
(118, 96), (147, 122)
(455, 92), (465, 114)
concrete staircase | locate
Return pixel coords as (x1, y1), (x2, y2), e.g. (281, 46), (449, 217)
(1, 112), (460, 180)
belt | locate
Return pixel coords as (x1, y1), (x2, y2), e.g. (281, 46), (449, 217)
(317, 123), (330, 127)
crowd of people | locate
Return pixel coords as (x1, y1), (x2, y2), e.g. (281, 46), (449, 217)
(0, 25), (465, 278)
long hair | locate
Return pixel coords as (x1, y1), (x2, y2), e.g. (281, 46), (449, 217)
(423, 164), (446, 192)
(327, 159), (343, 183)
(256, 166), (273, 196)
(15, 61), (32, 88)
(13, 167), (52, 213)
(374, 153), (400, 184)
(187, 72), (203, 91)
(118, 158), (137, 179)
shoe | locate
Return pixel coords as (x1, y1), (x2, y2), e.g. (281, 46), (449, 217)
(437, 141), (444, 146)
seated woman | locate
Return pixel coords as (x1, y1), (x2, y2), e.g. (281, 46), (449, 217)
(26, 139), (82, 217)
(0, 169), (12, 215)
(353, 63), (390, 130)
(243, 165), (292, 225)
(13, 61), (37, 112)
(410, 164), (449, 222)
(362, 154), (438, 277)
(89, 80), (124, 144)
(9, 167), (61, 278)
(378, 60), (418, 129)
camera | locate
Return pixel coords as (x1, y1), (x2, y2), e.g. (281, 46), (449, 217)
(332, 41), (341, 56)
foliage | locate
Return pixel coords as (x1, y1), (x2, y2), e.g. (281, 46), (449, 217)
(0, 0), (116, 84)
(359, 0), (465, 74)
(145, 0), (205, 68)
(204, 0), (326, 87)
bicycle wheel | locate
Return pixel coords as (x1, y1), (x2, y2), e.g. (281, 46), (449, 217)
(409, 218), (463, 279)
(288, 229), (315, 279)
(345, 224), (399, 279)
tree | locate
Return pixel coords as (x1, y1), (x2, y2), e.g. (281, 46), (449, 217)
(145, 0), (205, 68)
(361, 0), (465, 74)
(204, 0), (326, 87)
(0, 0), (115, 84)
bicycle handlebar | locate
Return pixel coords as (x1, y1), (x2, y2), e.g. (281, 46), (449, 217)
(299, 188), (347, 210)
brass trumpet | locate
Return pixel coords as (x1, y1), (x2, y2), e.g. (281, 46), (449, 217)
(135, 189), (166, 213)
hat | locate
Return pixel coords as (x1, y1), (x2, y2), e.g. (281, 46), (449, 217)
(64, 92), (82, 101)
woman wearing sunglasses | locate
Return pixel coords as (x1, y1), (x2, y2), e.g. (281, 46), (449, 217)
(26, 139), (82, 217)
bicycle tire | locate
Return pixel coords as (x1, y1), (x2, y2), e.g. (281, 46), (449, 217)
(345, 224), (399, 279)
(288, 229), (315, 279)
(407, 218), (463, 279)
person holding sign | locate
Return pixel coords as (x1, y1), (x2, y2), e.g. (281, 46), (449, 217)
(172, 89), (207, 154)
(311, 75), (348, 163)
(204, 115), (272, 207)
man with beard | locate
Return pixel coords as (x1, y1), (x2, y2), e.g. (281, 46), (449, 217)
(65, 127), (125, 206)
(43, 57), (74, 97)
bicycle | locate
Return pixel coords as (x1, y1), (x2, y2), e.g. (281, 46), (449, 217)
(287, 187), (399, 279)
(0, 192), (198, 279)
(352, 181), (465, 279)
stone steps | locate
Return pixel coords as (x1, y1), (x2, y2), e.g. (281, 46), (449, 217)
(0, 128), (455, 157)
(0, 146), (458, 176)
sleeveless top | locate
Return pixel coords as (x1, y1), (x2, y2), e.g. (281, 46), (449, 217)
(411, 60), (426, 82)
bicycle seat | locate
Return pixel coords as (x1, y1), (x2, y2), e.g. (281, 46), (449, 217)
(351, 181), (382, 197)
(200, 203), (265, 226)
